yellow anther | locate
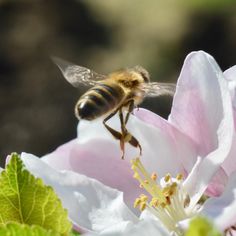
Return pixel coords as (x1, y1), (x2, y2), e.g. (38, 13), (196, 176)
(151, 173), (157, 181)
(176, 173), (183, 181)
(166, 183), (177, 196)
(164, 173), (171, 182)
(144, 180), (149, 184)
(168, 188), (175, 196)
(171, 182), (177, 188)
(134, 198), (141, 208)
(162, 186), (171, 196)
(140, 202), (146, 211)
(163, 184), (176, 197)
(139, 184), (143, 188)
(140, 194), (148, 202)
(150, 198), (159, 207)
(160, 202), (167, 208)
(133, 173), (139, 179)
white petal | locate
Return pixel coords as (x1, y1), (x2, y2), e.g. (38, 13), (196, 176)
(21, 152), (138, 233)
(84, 212), (170, 236)
(224, 66), (236, 162)
(177, 51), (234, 206)
(222, 66), (236, 175)
(201, 171), (236, 231)
(224, 65), (236, 108)
(224, 66), (236, 82)
(117, 217), (170, 236)
(222, 137), (236, 176)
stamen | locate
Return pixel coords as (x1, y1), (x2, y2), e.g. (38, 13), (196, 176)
(131, 157), (195, 235)
(164, 173), (171, 182)
(140, 194), (148, 202)
(150, 197), (159, 207)
(140, 202), (146, 211)
(131, 158), (167, 204)
(151, 172), (157, 181)
(176, 173), (183, 181)
(134, 198), (141, 208)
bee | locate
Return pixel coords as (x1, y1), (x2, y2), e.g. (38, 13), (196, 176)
(53, 57), (176, 159)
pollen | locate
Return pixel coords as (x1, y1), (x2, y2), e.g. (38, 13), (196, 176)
(140, 202), (147, 211)
(164, 173), (171, 182)
(176, 173), (183, 181)
(151, 172), (157, 181)
(131, 157), (192, 235)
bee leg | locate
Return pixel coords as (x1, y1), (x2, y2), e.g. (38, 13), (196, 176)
(119, 108), (142, 157)
(104, 122), (125, 158)
(103, 109), (125, 159)
(119, 109), (127, 159)
(124, 100), (134, 124)
(128, 135), (142, 156)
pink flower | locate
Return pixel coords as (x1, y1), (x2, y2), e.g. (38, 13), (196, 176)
(21, 51), (236, 235)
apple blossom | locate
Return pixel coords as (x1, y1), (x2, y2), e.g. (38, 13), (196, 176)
(19, 51), (236, 235)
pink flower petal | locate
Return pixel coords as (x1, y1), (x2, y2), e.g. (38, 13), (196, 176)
(43, 108), (196, 211)
(169, 51), (232, 157)
(76, 113), (185, 178)
(134, 108), (197, 174)
(205, 167), (228, 197)
(201, 171), (236, 231)
(43, 139), (143, 213)
(177, 51), (234, 205)
(21, 152), (138, 233)
(136, 51), (235, 197)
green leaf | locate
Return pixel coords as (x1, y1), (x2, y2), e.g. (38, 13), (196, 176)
(69, 229), (80, 236)
(0, 222), (60, 236)
(186, 217), (222, 236)
(0, 153), (72, 235)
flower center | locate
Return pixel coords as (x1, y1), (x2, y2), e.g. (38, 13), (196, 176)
(131, 158), (195, 235)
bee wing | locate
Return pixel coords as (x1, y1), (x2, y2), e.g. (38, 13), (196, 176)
(142, 82), (176, 97)
(52, 57), (106, 87)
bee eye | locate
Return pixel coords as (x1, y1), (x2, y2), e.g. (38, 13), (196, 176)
(132, 80), (139, 86)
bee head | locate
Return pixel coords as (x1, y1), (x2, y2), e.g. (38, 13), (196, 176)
(133, 65), (150, 83)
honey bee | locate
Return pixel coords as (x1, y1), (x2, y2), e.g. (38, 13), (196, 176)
(53, 57), (176, 159)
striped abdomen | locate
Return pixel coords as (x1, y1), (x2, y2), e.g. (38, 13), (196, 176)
(75, 82), (125, 120)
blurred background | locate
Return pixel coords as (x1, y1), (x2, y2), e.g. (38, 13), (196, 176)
(0, 0), (236, 166)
